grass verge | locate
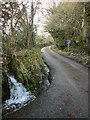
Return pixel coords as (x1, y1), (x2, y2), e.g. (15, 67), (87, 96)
(52, 47), (90, 68)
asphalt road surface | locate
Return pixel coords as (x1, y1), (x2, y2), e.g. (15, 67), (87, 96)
(3, 46), (88, 118)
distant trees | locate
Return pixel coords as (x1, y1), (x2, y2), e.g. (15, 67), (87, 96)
(45, 2), (89, 54)
(2, 1), (89, 54)
(35, 34), (54, 48)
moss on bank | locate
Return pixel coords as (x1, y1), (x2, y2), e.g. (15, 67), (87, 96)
(2, 48), (45, 102)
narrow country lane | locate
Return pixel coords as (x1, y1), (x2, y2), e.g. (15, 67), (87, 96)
(3, 46), (88, 118)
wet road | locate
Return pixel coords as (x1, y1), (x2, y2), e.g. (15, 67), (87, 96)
(4, 46), (88, 118)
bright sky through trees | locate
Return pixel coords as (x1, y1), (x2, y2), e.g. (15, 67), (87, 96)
(1, 0), (89, 35)
(34, 0), (60, 35)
